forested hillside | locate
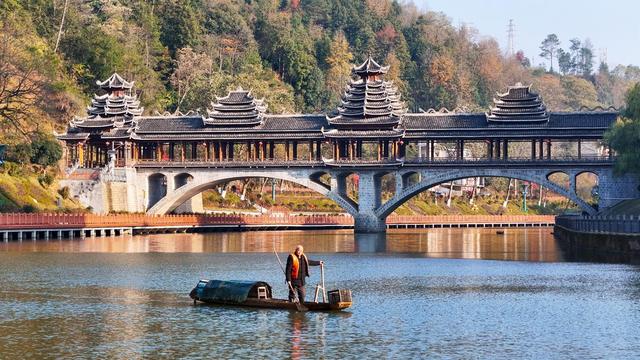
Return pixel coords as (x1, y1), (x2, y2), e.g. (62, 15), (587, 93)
(1, 0), (639, 141)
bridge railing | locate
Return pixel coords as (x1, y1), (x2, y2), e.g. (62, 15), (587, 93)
(387, 215), (555, 224)
(555, 214), (640, 235)
(133, 159), (325, 168)
(404, 156), (613, 164)
(0, 213), (556, 230)
(0, 213), (356, 229)
(129, 155), (614, 168)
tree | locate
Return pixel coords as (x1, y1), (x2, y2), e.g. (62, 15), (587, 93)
(539, 34), (560, 73)
(158, 0), (201, 55)
(578, 40), (594, 77)
(6, 143), (32, 164)
(605, 83), (640, 176)
(30, 133), (62, 167)
(595, 62), (614, 105)
(605, 117), (640, 176)
(557, 49), (572, 75)
(623, 82), (640, 119)
(325, 31), (353, 106)
(561, 76), (600, 110)
(0, 12), (54, 140)
(170, 47), (213, 113)
(515, 50), (530, 68)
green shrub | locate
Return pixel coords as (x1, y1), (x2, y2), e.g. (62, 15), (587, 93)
(22, 204), (37, 213)
(58, 186), (70, 199)
(5, 144), (32, 165)
(30, 133), (62, 167)
(38, 172), (55, 187)
(2, 161), (25, 176)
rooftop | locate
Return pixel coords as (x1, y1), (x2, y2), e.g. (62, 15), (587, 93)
(96, 73), (134, 90)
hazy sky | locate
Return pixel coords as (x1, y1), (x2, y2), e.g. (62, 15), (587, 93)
(414, 0), (639, 68)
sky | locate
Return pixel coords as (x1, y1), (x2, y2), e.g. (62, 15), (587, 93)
(413, 0), (640, 68)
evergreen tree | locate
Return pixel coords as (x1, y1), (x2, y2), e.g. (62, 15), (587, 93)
(539, 34), (560, 73)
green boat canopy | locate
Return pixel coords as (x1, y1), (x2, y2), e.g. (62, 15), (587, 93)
(193, 280), (272, 304)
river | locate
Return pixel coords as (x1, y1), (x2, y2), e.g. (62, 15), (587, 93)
(1, 228), (639, 358)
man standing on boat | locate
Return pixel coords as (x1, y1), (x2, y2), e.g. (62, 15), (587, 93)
(285, 245), (323, 303)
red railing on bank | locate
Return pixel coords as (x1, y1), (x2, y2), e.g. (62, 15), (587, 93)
(0, 213), (555, 230)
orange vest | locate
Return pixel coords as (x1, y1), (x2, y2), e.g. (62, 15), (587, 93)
(290, 253), (300, 279)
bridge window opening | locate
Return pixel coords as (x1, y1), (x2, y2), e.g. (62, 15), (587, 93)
(402, 172), (421, 188)
(148, 173), (167, 209)
(547, 172), (570, 191)
(175, 173), (194, 189)
(462, 141), (490, 161)
(345, 173), (359, 203)
(379, 173), (396, 205)
(310, 172), (331, 190)
(321, 141), (333, 160)
(552, 140), (580, 159)
(576, 171), (599, 208)
(506, 141), (535, 160)
(432, 141), (457, 161)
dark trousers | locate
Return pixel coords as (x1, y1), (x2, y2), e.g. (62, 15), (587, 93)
(288, 281), (306, 302)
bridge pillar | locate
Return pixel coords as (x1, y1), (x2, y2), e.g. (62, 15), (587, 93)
(353, 171), (386, 233)
(598, 170), (640, 209)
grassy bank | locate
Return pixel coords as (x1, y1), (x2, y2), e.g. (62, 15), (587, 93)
(0, 163), (84, 213)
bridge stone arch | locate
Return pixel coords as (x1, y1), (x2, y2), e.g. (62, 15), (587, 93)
(146, 170), (358, 216)
(376, 168), (598, 219)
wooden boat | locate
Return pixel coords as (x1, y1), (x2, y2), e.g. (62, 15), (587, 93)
(189, 279), (352, 312)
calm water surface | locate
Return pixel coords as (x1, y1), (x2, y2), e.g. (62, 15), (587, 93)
(1, 228), (639, 359)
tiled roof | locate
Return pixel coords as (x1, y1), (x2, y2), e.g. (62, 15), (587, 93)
(403, 112), (616, 130)
(73, 118), (121, 128)
(134, 114), (326, 134)
(353, 56), (389, 75)
(135, 116), (204, 132)
(56, 132), (90, 141)
(323, 129), (404, 138)
(133, 132), (323, 140)
(96, 73), (133, 90)
(102, 128), (132, 139)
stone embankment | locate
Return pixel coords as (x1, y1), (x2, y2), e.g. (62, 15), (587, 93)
(555, 215), (640, 263)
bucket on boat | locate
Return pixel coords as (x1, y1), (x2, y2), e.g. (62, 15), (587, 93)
(328, 289), (352, 304)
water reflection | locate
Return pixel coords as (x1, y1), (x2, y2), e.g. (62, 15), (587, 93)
(354, 232), (386, 253)
(0, 228), (560, 262)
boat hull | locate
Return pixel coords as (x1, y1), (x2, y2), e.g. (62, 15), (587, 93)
(193, 296), (351, 311)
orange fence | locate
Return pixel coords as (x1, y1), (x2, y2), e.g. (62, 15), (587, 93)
(386, 215), (555, 224)
(0, 213), (555, 230)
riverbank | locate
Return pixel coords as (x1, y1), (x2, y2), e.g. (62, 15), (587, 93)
(555, 214), (640, 264)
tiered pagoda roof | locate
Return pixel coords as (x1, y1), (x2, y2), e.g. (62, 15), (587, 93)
(486, 83), (549, 123)
(78, 74), (142, 127)
(58, 73), (142, 141)
(204, 88), (266, 126)
(324, 56), (406, 138)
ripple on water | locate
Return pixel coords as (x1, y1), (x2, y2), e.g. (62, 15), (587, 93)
(0, 229), (639, 358)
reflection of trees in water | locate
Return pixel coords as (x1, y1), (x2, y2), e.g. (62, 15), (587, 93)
(1, 229), (562, 262)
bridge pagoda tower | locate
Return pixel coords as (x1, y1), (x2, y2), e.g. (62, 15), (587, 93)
(57, 73), (143, 168)
(323, 56), (407, 233)
(324, 56), (406, 166)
